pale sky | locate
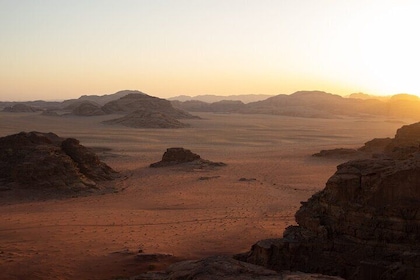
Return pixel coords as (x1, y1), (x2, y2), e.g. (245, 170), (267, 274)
(1, 0), (419, 101)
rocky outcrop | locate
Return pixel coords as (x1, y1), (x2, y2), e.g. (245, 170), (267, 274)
(103, 110), (189, 128)
(150, 148), (226, 168)
(0, 132), (117, 191)
(312, 148), (361, 158)
(133, 255), (344, 280)
(242, 152), (420, 279)
(384, 122), (420, 156)
(314, 122), (420, 160)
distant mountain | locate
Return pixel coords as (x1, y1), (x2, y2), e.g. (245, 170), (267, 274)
(2, 104), (42, 113)
(4, 89), (420, 121)
(172, 100), (245, 113)
(62, 90), (138, 108)
(168, 94), (273, 103)
(102, 93), (198, 119)
(174, 90), (420, 119)
(347, 92), (391, 102)
(242, 91), (356, 118)
(0, 100), (61, 111)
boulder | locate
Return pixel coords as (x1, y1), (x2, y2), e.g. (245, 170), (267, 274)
(150, 148), (225, 168)
(0, 131), (117, 191)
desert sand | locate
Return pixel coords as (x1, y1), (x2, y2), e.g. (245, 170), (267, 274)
(0, 112), (407, 279)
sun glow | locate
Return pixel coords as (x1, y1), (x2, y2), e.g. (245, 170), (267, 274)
(354, 3), (420, 96)
(1, 1), (420, 100)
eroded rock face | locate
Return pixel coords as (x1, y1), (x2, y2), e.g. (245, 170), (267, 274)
(243, 154), (420, 279)
(0, 131), (117, 191)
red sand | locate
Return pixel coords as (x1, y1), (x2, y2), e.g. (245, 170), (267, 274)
(0, 112), (406, 279)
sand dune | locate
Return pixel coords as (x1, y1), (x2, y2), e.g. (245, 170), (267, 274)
(0, 112), (407, 279)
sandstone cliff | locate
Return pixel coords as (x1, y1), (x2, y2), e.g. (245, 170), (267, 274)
(243, 137), (420, 279)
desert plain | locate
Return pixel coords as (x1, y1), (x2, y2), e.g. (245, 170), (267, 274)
(0, 111), (408, 279)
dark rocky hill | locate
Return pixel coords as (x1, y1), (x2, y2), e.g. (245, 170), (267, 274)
(0, 132), (117, 192)
(103, 110), (189, 128)
(150, 147), (226, 168)
(102, 93), (198, 119)
(70, 101), (106, 116)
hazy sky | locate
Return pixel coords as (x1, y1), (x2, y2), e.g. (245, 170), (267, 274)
(1, 0), (419, 101)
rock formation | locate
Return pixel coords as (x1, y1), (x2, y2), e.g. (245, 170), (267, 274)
(150, 148), (226, 168)
(103, 110), (189, 128)
(133, 255), (344, 280)
(242, 126), (420, 279)
(0, 131), (117, 191)
(102, 93), (198, 119)
(312, 148), (361, 158)
(314, 122), (420, 160)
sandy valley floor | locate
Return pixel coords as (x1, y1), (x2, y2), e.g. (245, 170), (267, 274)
(0, 112), (408, 279)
